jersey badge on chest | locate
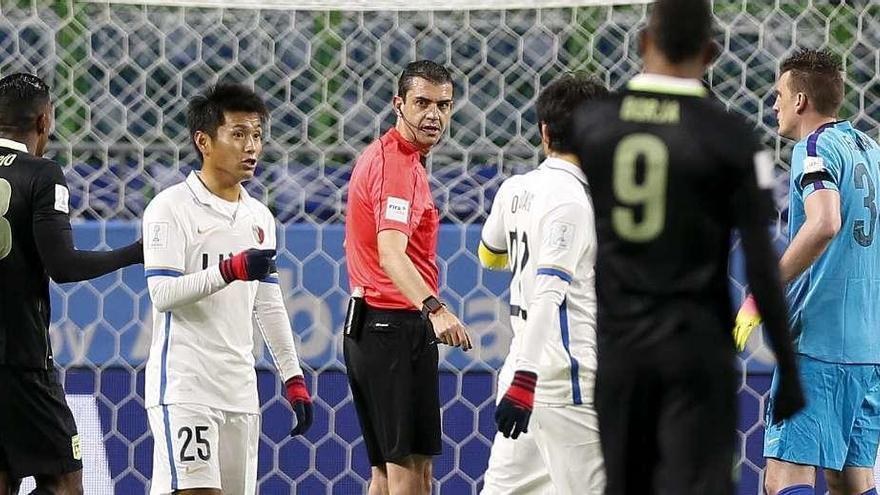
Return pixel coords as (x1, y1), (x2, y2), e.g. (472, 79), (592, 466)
(253, 225), (265, 245)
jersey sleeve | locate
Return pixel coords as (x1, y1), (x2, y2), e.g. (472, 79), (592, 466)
(254, 279), (303, 382)
(32, 160), (71, 225)
(264, 213), (278, 250)
(260, 209), (280, 285)
(481, 179), (511, 253)
(535, 201), (592, 283)
(730, 139), (797, 380)
(142, 195), (187, 276)
(31, 160), (143, 283)
(726, 121), (776, 222)
(252, 206), (302, 381)
(791, 136), (840, 199)
(369, 156), (418, 237)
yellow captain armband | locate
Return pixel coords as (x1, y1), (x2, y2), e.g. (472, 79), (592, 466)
(478, 241), (509, 270)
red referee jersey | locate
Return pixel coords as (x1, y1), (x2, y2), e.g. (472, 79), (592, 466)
(344, 128), (439, 309)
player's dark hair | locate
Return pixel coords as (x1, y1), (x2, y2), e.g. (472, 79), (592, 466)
(780, 48), (844, 117)
(536, 73), (608, 155)
(187, 83), (269, 162)
(648, 0), (713, 64)
(397, 60), (453, 100)
(0, 73), (51, 134)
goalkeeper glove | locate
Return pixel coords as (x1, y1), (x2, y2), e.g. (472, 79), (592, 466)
(219, 248), (276, 283)
(286, 375), (313, 436)
(495, 370), (536, 439)
(733, 294), (762, 352)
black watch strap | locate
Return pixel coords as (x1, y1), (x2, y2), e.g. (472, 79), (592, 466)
(421, 295), (444, 319)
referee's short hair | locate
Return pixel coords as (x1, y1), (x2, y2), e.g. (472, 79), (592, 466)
(187, 83), (269, 162)
(0, 73), (51, 134)
(537, 73), (608, 155)
(648, 0), (713, 64)
(397, 60), (452, 100)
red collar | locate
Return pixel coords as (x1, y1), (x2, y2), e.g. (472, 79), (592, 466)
(387, 127), (422, 156)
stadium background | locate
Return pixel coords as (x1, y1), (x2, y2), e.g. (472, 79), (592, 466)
(2, 0), (879, 492)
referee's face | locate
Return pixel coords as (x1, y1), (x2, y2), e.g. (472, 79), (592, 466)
(395, 77), (453, 151)
(204, 111), (263, 183)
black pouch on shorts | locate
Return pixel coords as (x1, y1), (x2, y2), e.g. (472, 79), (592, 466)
(344, 294), (366, 340)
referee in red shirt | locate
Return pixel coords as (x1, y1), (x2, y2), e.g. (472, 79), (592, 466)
(343, 60), (472, 495)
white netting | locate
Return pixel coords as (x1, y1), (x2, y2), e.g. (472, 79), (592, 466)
(1, 1), (878, 493)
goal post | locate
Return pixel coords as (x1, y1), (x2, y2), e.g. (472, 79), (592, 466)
(93, 0), (653, 10)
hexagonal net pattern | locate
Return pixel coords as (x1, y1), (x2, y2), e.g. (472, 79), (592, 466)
(1, 1), (879, 493)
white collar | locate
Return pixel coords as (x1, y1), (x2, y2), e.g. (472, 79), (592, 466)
(540, 156), (587, 185)
(628, 73), (707, 97)
(185, 171), (250, 211)
(0, 138), (29, 153)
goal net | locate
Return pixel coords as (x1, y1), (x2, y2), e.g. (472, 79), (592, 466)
(1, 0), (877, 492)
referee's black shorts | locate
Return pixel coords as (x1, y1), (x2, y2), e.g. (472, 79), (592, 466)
(0, 366), (82, 478)
(595, 335), (737, 495)
(343, 305), (441, 466)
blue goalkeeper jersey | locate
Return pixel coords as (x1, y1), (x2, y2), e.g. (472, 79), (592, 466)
(787, 120), (880, 364)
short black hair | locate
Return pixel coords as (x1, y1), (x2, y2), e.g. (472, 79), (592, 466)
(780, 48), (844, 117)
(0, 73), (51, 133)
(536, 73), (608, 155)
(648, 0), (714, 64)
(397, 60), (453, 100)
(186, 83), (269, 161)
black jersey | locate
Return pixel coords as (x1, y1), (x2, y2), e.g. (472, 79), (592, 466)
(573, 78), (778, 351)
(0, 141), (70, 369)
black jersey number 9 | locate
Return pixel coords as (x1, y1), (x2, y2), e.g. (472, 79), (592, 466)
(178, 425), (211, 462)
(0, 178), (11, 260)
(612, 134), (669, 242)
(853, 162), (877, 247)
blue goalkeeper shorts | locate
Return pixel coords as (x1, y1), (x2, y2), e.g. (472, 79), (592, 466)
(764, 354), (880, 470)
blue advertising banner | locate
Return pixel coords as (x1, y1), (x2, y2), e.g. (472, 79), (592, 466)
(51, 222), (777, 373)
(38, 222), (786, 494)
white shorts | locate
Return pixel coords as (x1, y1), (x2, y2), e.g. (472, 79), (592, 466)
(481, 429), (554, 495)
(147, 404), (260, 495)
(482, 404), (604, 495)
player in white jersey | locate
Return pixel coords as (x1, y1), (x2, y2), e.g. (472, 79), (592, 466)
(142, 85), (312, 495)
(479, 74), (607, 494)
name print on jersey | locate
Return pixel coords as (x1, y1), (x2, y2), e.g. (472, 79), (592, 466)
(510, 190), (534, 213)
(619, 96), (680, 124)
(0, 153), (17, 167)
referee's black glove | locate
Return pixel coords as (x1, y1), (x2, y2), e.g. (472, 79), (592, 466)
(495, 370), (537, 440)
(770, 365), (805, 425)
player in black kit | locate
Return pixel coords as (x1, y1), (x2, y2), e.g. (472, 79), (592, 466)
(0, 74), (143, 495)
(571, 1), (805, 494)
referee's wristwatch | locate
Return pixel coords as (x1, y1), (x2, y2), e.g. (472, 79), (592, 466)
(420, 295), (445, 320)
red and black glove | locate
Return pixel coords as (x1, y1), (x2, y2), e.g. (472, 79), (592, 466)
(495, 370), (536, 439)
(286, 375), (313, 436)
(219, 248), (276, 283)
